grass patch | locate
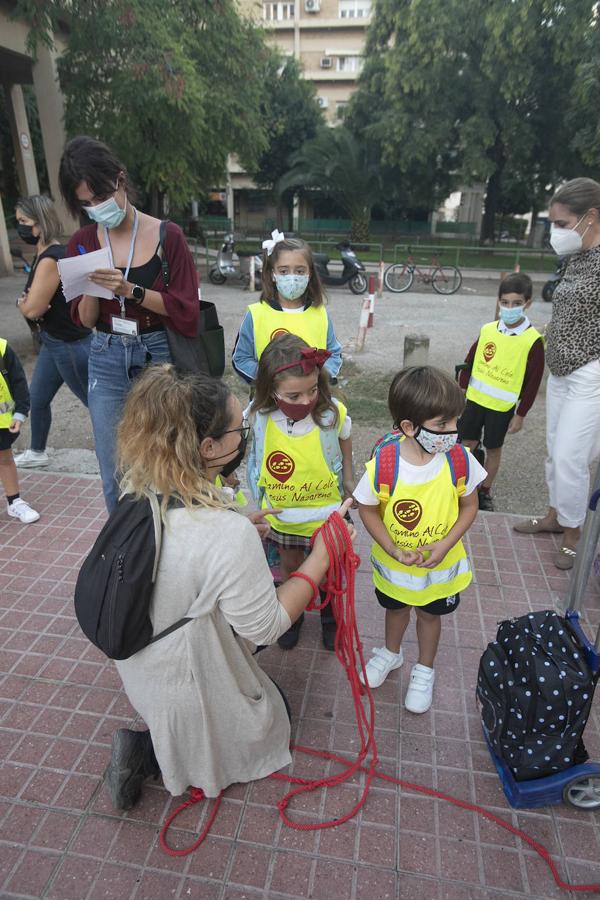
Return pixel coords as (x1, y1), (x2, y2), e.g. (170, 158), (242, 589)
(337, 360), (394, 427)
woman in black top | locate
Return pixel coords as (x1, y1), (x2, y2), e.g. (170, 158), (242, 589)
(15, 195), (92, 468)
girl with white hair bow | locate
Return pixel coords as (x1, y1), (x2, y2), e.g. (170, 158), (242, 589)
(232, 231), (342, 385)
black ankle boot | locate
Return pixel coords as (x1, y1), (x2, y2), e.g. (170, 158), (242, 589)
(320, 595), (337, 651)
(106, 729), (160, 810)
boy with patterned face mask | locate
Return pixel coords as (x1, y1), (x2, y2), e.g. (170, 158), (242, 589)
(458, 273), (545, 512)
(354, 366), (486, 712)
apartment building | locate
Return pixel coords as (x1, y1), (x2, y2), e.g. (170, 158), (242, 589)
(255, 0), (371, 122)
(229, 0), (372, 230)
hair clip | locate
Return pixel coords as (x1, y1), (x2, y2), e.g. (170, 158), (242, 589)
(274, 347), (331, 375)
(262, 229), (286, 256)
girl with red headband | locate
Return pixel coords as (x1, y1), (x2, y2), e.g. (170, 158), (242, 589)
(246, 334), (354, 650)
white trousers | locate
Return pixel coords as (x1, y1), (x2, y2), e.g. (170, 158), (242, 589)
(545, 359), (600, 528)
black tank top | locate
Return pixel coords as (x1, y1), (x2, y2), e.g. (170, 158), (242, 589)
(26, 245), (92, 342)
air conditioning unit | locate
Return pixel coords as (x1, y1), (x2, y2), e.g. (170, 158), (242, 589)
(317, 96), (329, 108)
(305, 0), (321, 12)
(320, 56), (333, 68)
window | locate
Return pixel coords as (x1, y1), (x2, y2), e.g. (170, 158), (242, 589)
(263, 2), (295, 21)
(336, 101), (348, 119)
(339, 0), (371, 18)
(336, 55), (363, 72)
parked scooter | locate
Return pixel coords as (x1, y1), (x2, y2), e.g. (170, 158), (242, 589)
(209, 234), (262, 289)
(313, 241), (368, 294)
(542, 255), (568, 302)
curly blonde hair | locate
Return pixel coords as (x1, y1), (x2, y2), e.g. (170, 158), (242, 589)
(117, 365), (237, 515)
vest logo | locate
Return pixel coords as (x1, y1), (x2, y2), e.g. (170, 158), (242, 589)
(270, 328), (290, 341)
(392, 499), (422, 530)
(266, 450), (295, 483)
(483, 341), (496, 362)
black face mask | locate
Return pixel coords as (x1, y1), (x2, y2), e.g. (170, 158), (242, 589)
(17, 224), (39, 245)
(219, 434), (248, 478)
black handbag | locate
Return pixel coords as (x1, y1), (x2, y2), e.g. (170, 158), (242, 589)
(160, 222), (225, 377)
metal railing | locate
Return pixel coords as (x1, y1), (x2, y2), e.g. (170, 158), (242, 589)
(392, 243), (554, 271)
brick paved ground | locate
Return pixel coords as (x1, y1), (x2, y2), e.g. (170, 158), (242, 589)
(1, 472), (599, 899)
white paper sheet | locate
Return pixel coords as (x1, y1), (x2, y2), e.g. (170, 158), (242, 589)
(57, 248), (114, 302)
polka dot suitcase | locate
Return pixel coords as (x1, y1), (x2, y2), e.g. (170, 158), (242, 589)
(477, 484), (600, 809)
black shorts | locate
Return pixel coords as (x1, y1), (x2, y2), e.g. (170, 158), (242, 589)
(375, 588), (461, 616)
(458, 399), (515, 450)
(0, 428), (18, 452)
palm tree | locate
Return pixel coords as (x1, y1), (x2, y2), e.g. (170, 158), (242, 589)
(278, 127), (382, 242)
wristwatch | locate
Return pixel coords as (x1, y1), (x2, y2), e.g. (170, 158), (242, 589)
(131, 284), (145, 305)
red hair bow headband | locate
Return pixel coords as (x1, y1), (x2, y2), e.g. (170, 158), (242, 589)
(274, 347), (332, 375)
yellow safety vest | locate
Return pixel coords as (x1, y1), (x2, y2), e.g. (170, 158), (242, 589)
(366, 454), (472, 605)
(258, 406), (346, 537)
(249, 302), (328, 360)
(466, 321), (541, 413)
(0, 338), (16, 428)
(215, 474), (247, 508)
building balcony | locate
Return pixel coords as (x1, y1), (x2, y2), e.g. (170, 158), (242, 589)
(264, 16), (371, 29)
(303, 68), (360, 81)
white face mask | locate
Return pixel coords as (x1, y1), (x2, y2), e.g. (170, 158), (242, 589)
(549, 213), (590, 256)
(83, 181), (127, 228)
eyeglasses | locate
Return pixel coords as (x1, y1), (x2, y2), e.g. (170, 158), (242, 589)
(214, 418), (250, 441)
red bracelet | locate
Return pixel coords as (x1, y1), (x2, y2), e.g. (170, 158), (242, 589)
(288, 571), (319, 603)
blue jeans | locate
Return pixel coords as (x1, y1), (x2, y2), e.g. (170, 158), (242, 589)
(30, 331), (92, 451)
(88, 330), (171, 512)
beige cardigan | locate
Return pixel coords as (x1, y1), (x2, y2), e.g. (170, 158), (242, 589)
(116, 505), (292, 797)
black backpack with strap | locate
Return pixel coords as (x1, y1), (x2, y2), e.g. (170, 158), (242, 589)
(74, 492), (190, 659)
(477, 610), (597, 781)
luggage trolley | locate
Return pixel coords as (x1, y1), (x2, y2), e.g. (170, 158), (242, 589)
(483, 479), (600, 810)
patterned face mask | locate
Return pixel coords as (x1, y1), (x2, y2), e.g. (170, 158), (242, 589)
(274, 273), (309, 301)
(414, 425), (458, 455)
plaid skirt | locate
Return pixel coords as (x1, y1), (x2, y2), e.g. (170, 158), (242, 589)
(268, 528), (312, 551)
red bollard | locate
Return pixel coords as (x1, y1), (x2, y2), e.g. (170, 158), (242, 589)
(367, 274), (376, 328)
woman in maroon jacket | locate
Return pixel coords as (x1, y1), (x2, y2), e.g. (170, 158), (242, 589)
(59, 136), (199, 511)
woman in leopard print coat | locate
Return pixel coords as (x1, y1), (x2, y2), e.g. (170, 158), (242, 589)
(514, 178), (600, 570)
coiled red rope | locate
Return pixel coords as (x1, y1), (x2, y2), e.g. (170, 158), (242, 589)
(159, 512), (600, 892)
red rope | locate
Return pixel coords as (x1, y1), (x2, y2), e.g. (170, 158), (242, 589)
(158, 512), (600, 893)
(159, 786), (223, 856)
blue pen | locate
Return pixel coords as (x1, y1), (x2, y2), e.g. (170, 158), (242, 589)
(77, 244), (86, 255)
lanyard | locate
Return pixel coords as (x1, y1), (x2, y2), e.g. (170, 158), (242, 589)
(103, 208), (139, 317)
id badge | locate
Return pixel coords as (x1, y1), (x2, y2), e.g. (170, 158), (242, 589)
(111, 315), (139, 336)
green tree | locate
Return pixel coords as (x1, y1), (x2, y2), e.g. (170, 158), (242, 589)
(347, 9), (455, 217)
(348, 0), (596, 243)
(279, 127), (382, 241)
(15, 0), (271, 215)
(252, 54), (324, 229)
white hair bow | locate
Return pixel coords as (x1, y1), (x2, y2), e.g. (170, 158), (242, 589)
(262, 229), (286, 256)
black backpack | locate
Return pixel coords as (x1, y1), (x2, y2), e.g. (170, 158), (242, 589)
(477, 610), (597, 781)
(74, 492), (190, 659)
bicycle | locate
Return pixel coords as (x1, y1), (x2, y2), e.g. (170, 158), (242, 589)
(384, 255), (462, 294)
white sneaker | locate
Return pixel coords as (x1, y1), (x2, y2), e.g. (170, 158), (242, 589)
(14, 449), (49, 468)
(7, 498), (40, 524)
(405, 664), (435, 713)
(359, 646), (404, 688)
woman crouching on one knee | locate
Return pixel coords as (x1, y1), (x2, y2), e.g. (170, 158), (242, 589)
(107, 364), (353, 809)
